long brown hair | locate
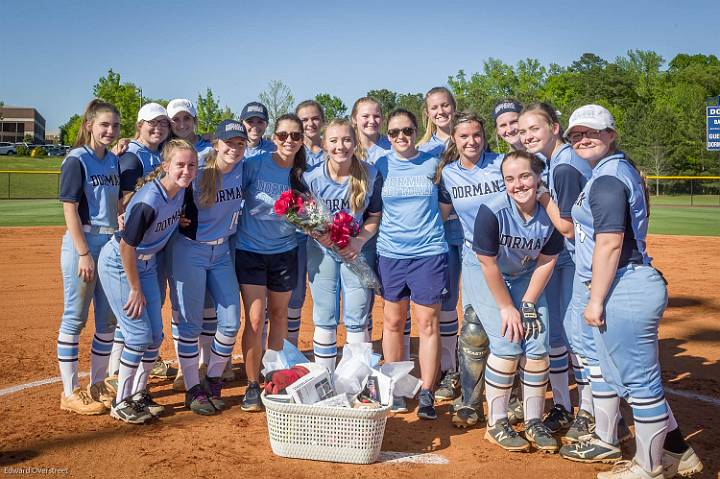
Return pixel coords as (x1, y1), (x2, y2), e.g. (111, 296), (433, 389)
(274, 114), (309, 193)
(324, 118), (369, 214)
(434, 111), (486, 184)
(350, 97), (383, 162)
(74, 99), (120, 148)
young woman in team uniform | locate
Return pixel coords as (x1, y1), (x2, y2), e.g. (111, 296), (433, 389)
(518, 103), (593, 439)
(467, 150), (562, 453)
(98, 139), (197, 424)
(376, 109), (447, 420)
(418, 87), (462, 401)
(241, 102), (276, 158)
(235, 114), (308, 412)
(170, 120), (246, 416)
(558, 105), (703, 479)
(437, 111), (504, 427)
(303, 118), (382, 372)
(56, 100), (121, 415)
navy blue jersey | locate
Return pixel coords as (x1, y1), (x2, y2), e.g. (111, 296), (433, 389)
(119, 140), (162, 192)
(180, 157), (243, 242)
(120, 179), (184, 255)
(473, 192), (562, 278)
(58, 146), (120, 228)
(439, 151), (505, 244)
(571, 153), (651, 282)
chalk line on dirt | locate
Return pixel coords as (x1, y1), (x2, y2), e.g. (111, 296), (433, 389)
(378, 451), (449, 464)
(665, 387), (720, 407)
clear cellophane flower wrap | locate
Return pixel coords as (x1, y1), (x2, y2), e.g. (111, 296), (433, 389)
(274, 190), (381, 293)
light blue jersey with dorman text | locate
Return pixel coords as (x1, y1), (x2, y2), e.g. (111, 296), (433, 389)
(59, 146), (121, 228)
(236, 151), (297, 254)
(375, 150), (447, 259)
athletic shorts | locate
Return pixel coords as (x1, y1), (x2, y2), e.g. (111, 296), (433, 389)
(377, 253), (448, 305)
(235, 248), (298, 292)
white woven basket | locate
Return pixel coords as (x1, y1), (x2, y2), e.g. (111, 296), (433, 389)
(261, 392), (390, 464)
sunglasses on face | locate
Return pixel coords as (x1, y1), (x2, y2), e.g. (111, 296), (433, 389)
(275, 131), (303, 141)
(387, 127), (416, 138)
(568, 129), (606, 143)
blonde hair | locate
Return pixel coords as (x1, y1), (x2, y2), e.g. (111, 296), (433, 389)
(325, 118), (369, 214)
(418, 87), (456, 146)
(350, 97), (383, 162)
(125, 138), (197, 206)
(434, 111), (486, 184)
(198, 140), (221, 208)
(520, 102), (565, 142)
(74, 99), (120, 148)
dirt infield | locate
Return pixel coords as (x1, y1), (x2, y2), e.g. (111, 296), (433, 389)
(0, 227), (718, 478)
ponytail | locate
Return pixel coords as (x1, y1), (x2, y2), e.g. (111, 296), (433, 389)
(198, 140), (220, 208)
(434, 111), (486, 184)
(275, 113), (309, 193)
(74, 99), (120, 148)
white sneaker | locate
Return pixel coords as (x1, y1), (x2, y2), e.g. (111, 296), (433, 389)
(597, 460), (664, 479)
(661, 447), (703, 478)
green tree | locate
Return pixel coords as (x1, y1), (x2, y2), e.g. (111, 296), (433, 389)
(195, 88), (235, 134)
(396, 92), (425, 134)
(314, 93), (347, 121)
(92, 69), (143, 138)
(367, 89), (398, 118)
(259, 80), (294, 133)
(59, 114), (82, 146)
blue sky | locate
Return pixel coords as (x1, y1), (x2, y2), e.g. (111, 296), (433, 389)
(1, 0), (717, 132)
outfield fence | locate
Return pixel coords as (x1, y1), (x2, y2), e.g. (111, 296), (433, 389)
(1, 170), (719, 207)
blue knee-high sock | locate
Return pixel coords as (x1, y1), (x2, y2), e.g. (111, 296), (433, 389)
(208, 332), (236, 378)
(402, 309), (411, 361)
(589, 365), (620, 444)
(90, 332), (114, 385)
(631, 396), (669, 472)
(131, 347), (159, 395)
(439, 310), (459, 372)
(116, 345), (144, 403)
(287, 307), (301, 346)
(57, 332), (80, 397)
(549, 346), (571, 411)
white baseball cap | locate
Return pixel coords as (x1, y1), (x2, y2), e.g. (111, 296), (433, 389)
(565, 104), (616, 137)
(167, 98), (197, 118)
(137, 103), (169, 122)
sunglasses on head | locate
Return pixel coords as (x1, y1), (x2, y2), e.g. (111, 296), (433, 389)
(387, 127), (415, 138)
(275, 131), (303, 141)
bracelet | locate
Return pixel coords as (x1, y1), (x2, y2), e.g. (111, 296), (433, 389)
(78, 251), (90, 257)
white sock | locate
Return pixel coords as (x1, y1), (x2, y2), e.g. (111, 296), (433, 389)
(402, 308), (411, 361)
(108, 327), (124, 376)
(485, 354), (519, 426)
(131, 347), (159, 395)
(631, 396), (669, 471)
(572, 353), (594, 415)
(287, 307), (301, 346)
(549, 346), (571, 411)
(666, 404), (678, 431)
(439, 310), (458, 372)
(519, 356), (550, 422)
(90, 332), (114, 385)
(207, 332), (236, 378)
(116, 345), (143, 403)
(313, 327), (337, 373)
(589, 365), (620, 444)
(57, 332), (79, 397)
(345, 330), (366, 344)
(175, 331), (200, 390)
(199, 308), (217, 366)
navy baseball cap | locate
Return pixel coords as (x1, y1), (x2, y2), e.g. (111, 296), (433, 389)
(215, 119), (248, 141)
(240, 102), (269, 122)
(492, 100), (523, 122)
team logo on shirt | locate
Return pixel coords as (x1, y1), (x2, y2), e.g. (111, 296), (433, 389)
(574, 191), (586, 207)
(382, 176), (433, 197)
(499, 234), (542, 250)
(323, 198), (350, 213)
(215, 186), (242, 203)
(154, 208), (182, 232)
(450, 180), (503, 199)
(90, 174), (120, 187)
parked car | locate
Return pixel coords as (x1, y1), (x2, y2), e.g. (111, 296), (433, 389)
(0, 142), (17, 155)
(44, 145), (65, 156)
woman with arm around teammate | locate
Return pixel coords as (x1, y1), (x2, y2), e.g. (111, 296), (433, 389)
(518, 102), (594, 440)
(97, 139), (197, 424)
(235, 114), (307, 412)
(437, 111), (504, 428)
(57, 100), (121, 415)
(468, 151), (563, 453)
(559, 105), (702, 479)
(303, 118), (382, 372)
(418, 86), (463, 401)
(376, 108), (447, 420)
(171, 120), (246, 415)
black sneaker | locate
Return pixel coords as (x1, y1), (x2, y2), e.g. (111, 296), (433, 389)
(241, 382), (263, 412)
(204, 376), (225, 411)
(543, 404), (574, 433)
(416, 389), (437, 420)
(435, 370), (460, 401)
(132, 390), (165, 417)
(185, 384), (216, 416)
(110, 398), (153, 424)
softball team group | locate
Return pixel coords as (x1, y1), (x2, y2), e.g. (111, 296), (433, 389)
(55, 87), (703, 478)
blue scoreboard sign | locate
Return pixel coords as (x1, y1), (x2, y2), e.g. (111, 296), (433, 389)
(708, 98), (720, 151)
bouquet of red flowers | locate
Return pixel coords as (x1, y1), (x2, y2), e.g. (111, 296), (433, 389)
(274, 190), (380, 292)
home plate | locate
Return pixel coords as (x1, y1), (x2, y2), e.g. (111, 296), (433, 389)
(378, 451), (449, 464)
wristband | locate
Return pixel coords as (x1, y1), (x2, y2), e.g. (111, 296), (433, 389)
(78, 251), (90, 257)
